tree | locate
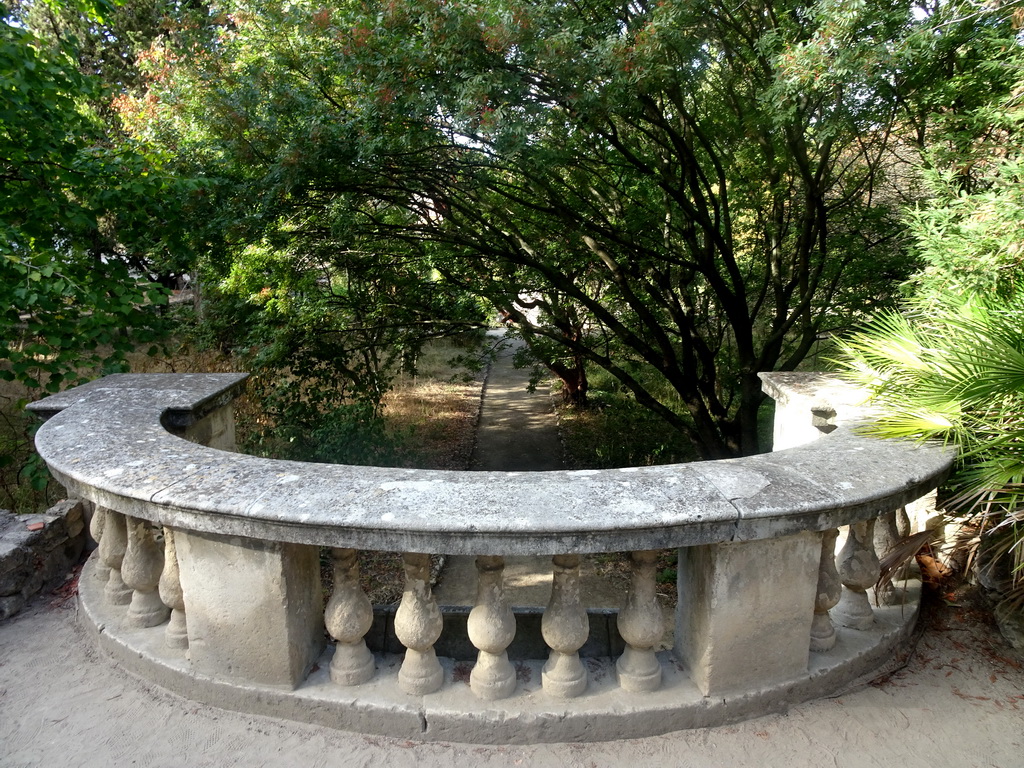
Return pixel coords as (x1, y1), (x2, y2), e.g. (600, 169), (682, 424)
(7, 0), (189, 117)
(126, 0), (1021, 459)
(0, 3), (192, 395)
(837, 43), (1024, 608)
(109, 4), (488, 459)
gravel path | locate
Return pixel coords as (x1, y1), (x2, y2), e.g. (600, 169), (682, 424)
(469, 331), (564, 472)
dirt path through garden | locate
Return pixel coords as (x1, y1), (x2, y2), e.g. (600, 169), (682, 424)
(432, 331), (634, 613)
(468, 330), (564, 472)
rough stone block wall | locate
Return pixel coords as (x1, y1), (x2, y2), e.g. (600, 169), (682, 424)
(0, 500), (86, 621)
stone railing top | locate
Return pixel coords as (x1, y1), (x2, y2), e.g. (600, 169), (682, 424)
(28, 372), (250, 430)
(31, 373), (954, 555)
(758, 371), (880, 424)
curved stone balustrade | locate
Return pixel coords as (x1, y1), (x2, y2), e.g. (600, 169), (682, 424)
(29, 372), (954, 743)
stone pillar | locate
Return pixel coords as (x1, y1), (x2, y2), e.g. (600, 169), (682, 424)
(324, 548), (375, 686)
(873, 509), (903, 605)
(759, 372), (871, 451)
(468, 555), (517, 700)
(541, 554), (588, 698)
(834, 519), (879, 630)
(676, 531), (819, 696)
(180, 402), (237, 451)
(616, 550), (664, 692)
(122, 516), (170, 628)
(175, 530), (323, 689)
(90, 505), (110, 581)
(159, 527), (188, 649)
(395, 552), (444, 695)
(98, 508), (132, 606)
(810, 528), (842, 652)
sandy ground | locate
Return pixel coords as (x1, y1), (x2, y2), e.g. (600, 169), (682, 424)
(0, 590), (1022, 768)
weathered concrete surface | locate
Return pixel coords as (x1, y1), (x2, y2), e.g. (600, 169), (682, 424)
(30, 373), (954, 556)
(759, 371), (877, 450)
(175, 531), (323, 688)
(180, 402), (238, 451)
(27, 372), (249, 427)
(677, 531), (820, 696)
(69, 556), (937, 744)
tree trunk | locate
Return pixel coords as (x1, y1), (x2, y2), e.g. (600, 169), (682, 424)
(548, 358), (588, 407)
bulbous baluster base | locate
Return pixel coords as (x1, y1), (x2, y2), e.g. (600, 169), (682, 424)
(809, 611), (837, 652)
(471, 651), (516, 701)
(126, 589), (171, 628)
(833, 589), (875, 630)
(104, 570), (133, 606)
(165, 608), (189, 650)
(616, 645), (662, 693)
(399, 648), (444, 695)
(835, 520), (879, 630)
(542, 650), (587, 699)
(330, 641), (375, 686)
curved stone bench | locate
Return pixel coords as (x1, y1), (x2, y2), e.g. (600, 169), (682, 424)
(30, 372), (953, 743)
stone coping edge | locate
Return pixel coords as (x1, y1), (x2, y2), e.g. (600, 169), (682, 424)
(79, 555), (922, 744)
(33, 374), (956, 556)
(27, 372), (250, 428)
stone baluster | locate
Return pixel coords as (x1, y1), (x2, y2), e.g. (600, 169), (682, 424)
(324, 548), (375, 686)
(874, 509), (901, 605)
(158, 527), (188, 649)
(810, 528), (842, 652)
(121, 516), (171, 628)
(541, 554), (588, 698)
(896, 506), (922, 580)
(98, 508), (132, 606)
(616, 550), (663, 692)
(833, 519), (879, 630)
(90, 505), (110, 580)
(394, 552), (444, 695)
(468, 555), (517, 700)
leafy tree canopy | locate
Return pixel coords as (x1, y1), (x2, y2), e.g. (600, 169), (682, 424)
(837, 40), (1024, 602)
(0, 4), (196, 394)
(123, 0), (1023, 458)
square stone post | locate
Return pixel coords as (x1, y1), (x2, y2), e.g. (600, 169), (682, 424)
(758, 372), (872, 451)
(675, 530), (820, 696)
(175, 530), (323, 689)
(179, 402), (238, 452)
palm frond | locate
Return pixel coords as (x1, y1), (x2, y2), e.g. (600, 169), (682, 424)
(875, 529), (940, 599)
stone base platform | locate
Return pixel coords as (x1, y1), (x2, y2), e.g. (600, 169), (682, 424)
(79, 555), (923, 744)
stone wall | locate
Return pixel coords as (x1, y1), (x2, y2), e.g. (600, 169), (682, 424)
(0, 500), (86, 621)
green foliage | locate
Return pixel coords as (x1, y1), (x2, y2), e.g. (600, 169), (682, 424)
(0, 399), (61, 512)
(6, 0), (183, 125)
(0, 15), (193, 397)
(839, 290), (1024, 601)
(103, 1), (489, 454)
(557, 365), (698, 469)
(122, 0), (1021, 459)
(0, 8), (205, 506)
(837, 47), (1024, 605)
